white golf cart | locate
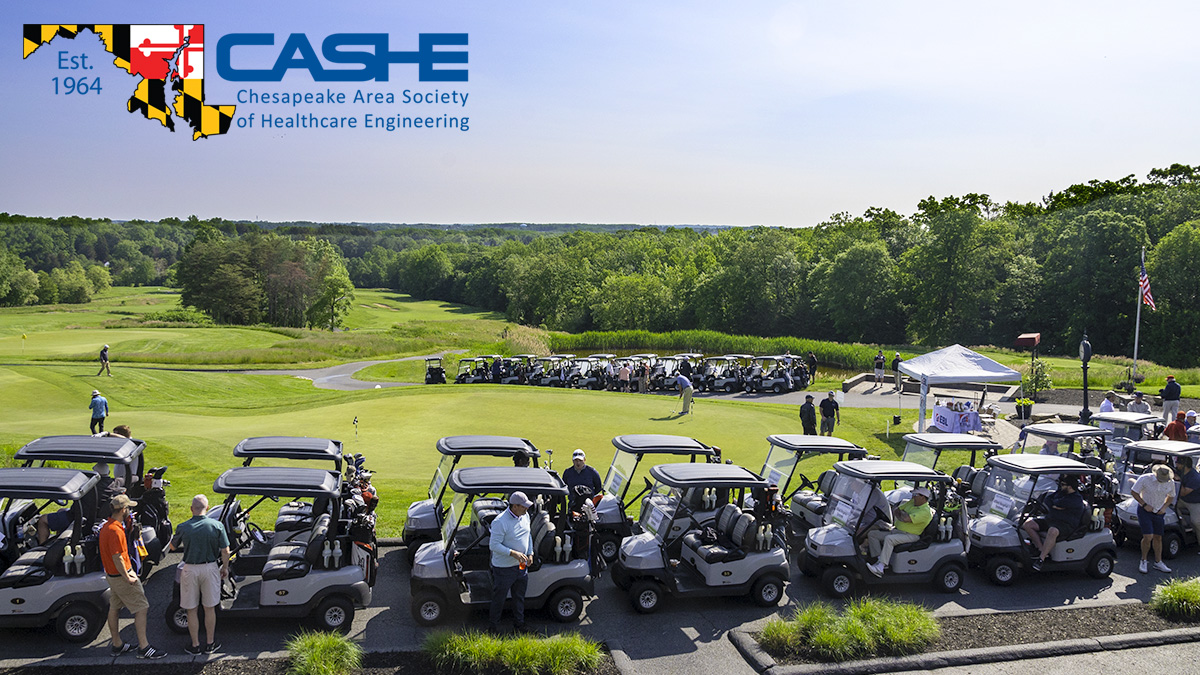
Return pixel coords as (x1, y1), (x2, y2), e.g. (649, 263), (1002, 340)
(754, 435), (868, 538)
(1112, 440), (1200, 557)
(454, 357), (493, 384)
(899, 433), (1002, 517)
(746, 356), (794, 394)
(696, 356), (743, 393)
(1091, 411), (1162, 468)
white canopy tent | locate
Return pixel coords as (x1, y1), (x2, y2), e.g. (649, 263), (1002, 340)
(898, 344), (1021, 431)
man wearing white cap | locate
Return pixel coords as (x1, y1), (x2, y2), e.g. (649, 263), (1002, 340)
(488, 491), (534, 634)
(89, 389), (109, 434)
(563, 450), (602, 508)
(867, 487), (932, 577)
(97, 344), (112, 376)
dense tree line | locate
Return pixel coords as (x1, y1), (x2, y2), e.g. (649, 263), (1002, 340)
(3, 163), (1200, 363)
(0, 242), (111, 307)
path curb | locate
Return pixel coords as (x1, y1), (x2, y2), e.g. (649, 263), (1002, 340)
(606, 638), (637, 675)
(729, 626), (1200, 675)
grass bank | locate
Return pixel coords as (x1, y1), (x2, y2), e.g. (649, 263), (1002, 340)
(760, 598), (940, 662)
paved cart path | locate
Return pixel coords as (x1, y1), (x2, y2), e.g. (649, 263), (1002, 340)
(223, 350), (467, 390)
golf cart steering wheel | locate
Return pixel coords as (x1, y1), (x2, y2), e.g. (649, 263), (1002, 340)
(796, 474), (817, 492)
(245, 520), (266, 543)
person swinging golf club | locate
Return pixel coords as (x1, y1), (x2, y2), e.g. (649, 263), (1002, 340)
(867, 487), (932, 577)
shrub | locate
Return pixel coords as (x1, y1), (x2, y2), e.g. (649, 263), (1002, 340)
(1151, 577), (1200, 620)
(143, 306), (214, 325)
(759, 598), (940, 662)
(424, 630), (603, 675)
(285, 630), (362, 675)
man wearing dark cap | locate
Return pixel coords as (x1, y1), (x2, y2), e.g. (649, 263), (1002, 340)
(1161, 375), (1182, 425)
(1022, 476), (1085, 571)
(799, 395), (817, 435)
(488, 491), (534, 634)
(1128, 391), (1152, 415)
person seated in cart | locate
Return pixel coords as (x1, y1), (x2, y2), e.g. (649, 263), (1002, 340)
(866, 487), (932, 577)
(1021, 475), (1086, 571)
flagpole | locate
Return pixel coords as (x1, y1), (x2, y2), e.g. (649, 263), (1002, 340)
(1133, 246), (1144, 383)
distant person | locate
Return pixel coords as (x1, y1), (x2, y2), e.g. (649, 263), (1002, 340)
(638, 363), (649, 394)
(168, 495), (230, 655)
(891, 353), (903, 392)
(1165, 412), (1189, 442)
(1127, 392), (1152, 415)
(806, 351), (818, 381)
(1132, 464), (1175, 574)
(676, 373), (694, 415)
(1098, 391), (1118, 431)
(1175, 456), (1200, 540)
(102, 495), (165, 659)
(867, 487), (932, 577)
(89, 389), (109, 434)
(618, 363), (631, 392)
(97, 344), (112, 377)
(1038, 440), (1060, 456)
(491, 358), (502, 382)
(800, 394), (817, 435)
(819, 391), (840, 436)
(1023, 475), (1085, 571)
(873, 350), (886, 386)
(1161, 376), (1182, 425)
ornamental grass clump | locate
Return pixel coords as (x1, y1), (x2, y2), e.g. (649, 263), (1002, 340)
(285, 630), (363, 675)
(758, 598), (940, 662)
(424, 630), (603, 675)
(1151, 577), (1200, 620)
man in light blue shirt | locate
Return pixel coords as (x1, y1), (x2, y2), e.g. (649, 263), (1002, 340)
(488, 491), (533, 633)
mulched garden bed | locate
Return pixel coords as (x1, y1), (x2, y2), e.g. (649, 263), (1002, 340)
(766, 603), (1200, 665)
(0, 650), (621, 675)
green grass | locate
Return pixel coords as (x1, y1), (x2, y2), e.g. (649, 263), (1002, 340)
(1150, 577), (1200, 620)
(423, 630), (603, 675)
(759, 598), (940, 662)
(286, 630), (363, 675)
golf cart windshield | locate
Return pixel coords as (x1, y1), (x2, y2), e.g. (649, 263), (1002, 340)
(442, 492), (468, 545)
(1111, 423), (1145, 444)
(823, 475), (881, 530)
(429, 453), (455, 501)
(638, 481), (679, 541)
(901, 442), (939, 470)
(1119, 448), (1185, 494)
(604, 450), (638, 500)
(761, 444), (797, 492)
(978, 468), (1041, 521)
(1020, 431), (1070, 456)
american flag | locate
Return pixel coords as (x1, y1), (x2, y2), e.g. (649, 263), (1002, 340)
(1140, 261), (1157, 310)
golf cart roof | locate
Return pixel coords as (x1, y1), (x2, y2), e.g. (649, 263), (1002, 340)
(480, 354), (502, 359)
(551, 353), (576, 359)
(1090, 412), (1160, 426)
(725, 354), (753, 359)
(447, 467), (567, 496)
(14, 435), (146, 466)
(589, 353), (616, 359)
(901, 433), (1004, 450)
(674, 353), (703, 359)
(612, 434), (717, 457)
(213, 466), (341, 497)
(435, 435), (540, 458)
(1022, 423), (1112, 439)
(767, 434), (867, 456)
(234, 436), (344, 468)
(630, 353), (658, 359)
(705, 356), (737, 362)
(459, 357), (486, 363)
(0, 468), (99, 501)
(834, 460), (953, 482)
(425, 356), (441, 361)
(986, 453), (1104, 476)
(649, 463), (767, 489)
(574, 356), (602, 363)
(538, 355), (563, 361)
(1123, 440), (1200, 457)
(511, 354), (539, 359)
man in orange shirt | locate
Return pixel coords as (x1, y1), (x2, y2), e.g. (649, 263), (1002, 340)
(1165, 411), (1189, 442)
(100, 495), (165, 659)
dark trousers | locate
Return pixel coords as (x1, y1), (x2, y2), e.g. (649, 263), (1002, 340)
(802, 423), (816, 435)
(489, 564), (528, 628)
(90, 417), (105, 434)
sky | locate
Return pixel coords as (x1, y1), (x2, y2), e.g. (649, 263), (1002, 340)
(2, 1), (1198, 226)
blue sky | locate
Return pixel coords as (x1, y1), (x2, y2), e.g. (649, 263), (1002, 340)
(2, 1), (1198, 226)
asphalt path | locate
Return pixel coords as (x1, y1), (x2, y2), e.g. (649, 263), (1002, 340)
(5, 540), (1198, 672)
(222, 350), (466, 391)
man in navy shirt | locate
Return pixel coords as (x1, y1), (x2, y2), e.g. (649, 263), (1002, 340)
(563, 449), (603, 507)
(1176, 456), (1200, 537)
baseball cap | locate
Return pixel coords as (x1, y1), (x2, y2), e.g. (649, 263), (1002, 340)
(913, 487), (932, 499)
(805, 394), (813, 400)
(1168, 375), (1176, 380)
(508, 491), (533, 508)
(1188, 410), (1197, 418)
(572, 449), (586, 460)
(1156, 465), (1175, 482)
(103, 344), (109, 349)
(1135, 391), (1145, 398)
(91, 389), (100, 396)
(110, 494), (138, 511)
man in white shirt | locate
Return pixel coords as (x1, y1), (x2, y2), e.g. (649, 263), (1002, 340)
(488, 492), (534, 634)
(1132, 465), (1175, 574)
(1127, 392), (1152, 415)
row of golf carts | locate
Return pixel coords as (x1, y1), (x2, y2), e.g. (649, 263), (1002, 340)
(0, 435), (379, 643)
(428, 353), (812, 394)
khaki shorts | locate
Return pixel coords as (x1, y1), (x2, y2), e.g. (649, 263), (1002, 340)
(180, 562), (222, 609)
(106, 575), (150, 614)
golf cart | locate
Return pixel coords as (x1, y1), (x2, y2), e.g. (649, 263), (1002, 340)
(798, 461), (967, 597)
(1091, 411), (1162, 466)
(755, 435), (868, 538)
(1112, 440), (1200, 557)
(649, 355), (693, 392)
(628, 354), (658, 391)
(454, 357), (492, 384)
(410, 467), (598, 626)
(165, 466), (376, 634)
(425, 357), (447, 384)
(567, 357), (607, 390)
(610, 463), (788, 613)
(696, 356), (744, 393)
(0, 468), (109, 643)
(592, 435), (722, 562)
(966, 454), (1116, 585)
(899, 433), (1002, 518)
(500, 355), (538, 385)
(531, 356), (568, 387)
(745, 356), (795, 394)
(404, 436), (541, 562)
(15, 435), (171, 578)
(1013, 424), (1112, 465)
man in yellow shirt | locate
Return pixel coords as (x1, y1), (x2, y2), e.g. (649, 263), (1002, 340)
(867, 487), (933, 577)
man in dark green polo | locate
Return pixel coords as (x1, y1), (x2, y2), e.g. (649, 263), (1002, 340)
(169, 494), (230, 655)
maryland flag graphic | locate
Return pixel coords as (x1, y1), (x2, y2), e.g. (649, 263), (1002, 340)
(23, 24), (235, 140)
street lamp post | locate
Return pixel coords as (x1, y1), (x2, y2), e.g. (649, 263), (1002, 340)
(1079, 333), (1093, 424)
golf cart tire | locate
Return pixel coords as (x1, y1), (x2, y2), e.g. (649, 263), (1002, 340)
(933, 562), (965, 593)
(1086, 551), (1115, 579)
(549, 587), (584, 623)
(56, 602), (103, 643)
(314, 595), (355, 633)
(1163, 532), (1183, 560)
(773, 383), (784, 394)
(751, 575), (784, 607)
(821, 566), (855, 598)
(629, 580), (663, 614)
(598, 534), (621, 564)
(985, 557), (1018, 586)
(165, 600), (190, 635)
(412, 591), (448, 627)
(724, 383), (735, 393)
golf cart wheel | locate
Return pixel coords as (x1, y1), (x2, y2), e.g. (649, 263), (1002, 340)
(933, 563), (965, 593)
(821, 566), (855, 598)
(751, 576), (784, 607)
(56, 602), (103, 643)
(1086, 551), (1115, 579)
(314, 595), (355, 632)
(1163, 532), (1183, 560)
(724, 383), (735, 393)
(412, 591), (447, 626)
(598, 534), (621, 564)
(773, 383), (784, 394)
(985, 557), (1018, 586)
(629, 580), (663, 614)
(549, 588), (584, 623)
(165, 600), (189, 634)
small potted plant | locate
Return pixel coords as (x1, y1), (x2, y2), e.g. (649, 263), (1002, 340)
(1015, 397), (1034, 420)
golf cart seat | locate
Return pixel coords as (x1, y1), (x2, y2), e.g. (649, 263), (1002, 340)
(0, 527), (73, 589)
(952, 465), (975, 484)
(1081, 456), (1105, 470)
(682, 503), (741, 553)
(694, 513), (757, 564)
(891, 518), (941, 555)
(262, 514), (330, 581)
(472, 498), (506, 527)
(275, 495), (331, 532)
(531, 512), (557, 565)
(796, 470), (837, 514)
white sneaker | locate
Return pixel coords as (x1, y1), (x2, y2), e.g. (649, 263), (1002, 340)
(1139, 560), (1149, 574)
(867, 562), (885, 577)
(1154, 561), (1172, 573)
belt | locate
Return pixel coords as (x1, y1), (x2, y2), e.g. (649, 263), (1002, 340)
(183, 561), (219, 566)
